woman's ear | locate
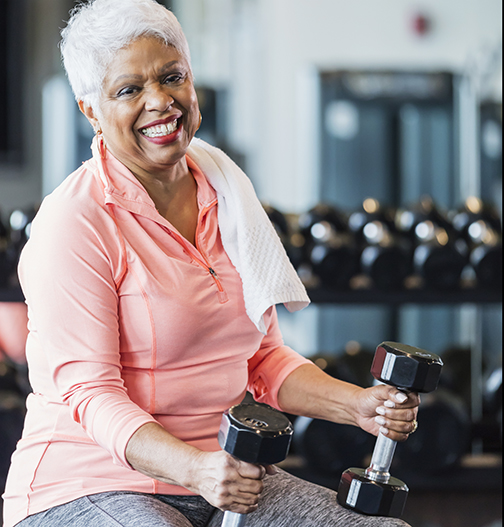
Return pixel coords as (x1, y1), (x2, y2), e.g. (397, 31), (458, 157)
(78, 100), (101, 133)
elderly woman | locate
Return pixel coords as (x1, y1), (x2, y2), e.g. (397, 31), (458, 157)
(2, 1), (419, 526)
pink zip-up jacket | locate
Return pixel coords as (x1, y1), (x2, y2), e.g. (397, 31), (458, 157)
(2, 142), (310, 527)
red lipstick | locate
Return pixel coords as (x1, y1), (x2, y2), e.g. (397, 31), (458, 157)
(139, 115), (182, 145)
(141, 115), (180, 129)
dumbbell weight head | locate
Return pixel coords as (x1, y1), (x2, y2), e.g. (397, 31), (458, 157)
(451, 197), (502, 289)
(469, 243), (502, 290)
(298, 204), (349, 238)
(396, 196), (458, 242)
(349, 199), (412, 291)
(360, 245), (411, 291)
(337, 469), (409, 518)
(396, 197), (468, 290)
(298, 204), (360, 289)
(309, 243), (359, 290)
(413, 243), (467, 291)
(218, 403), (293, 527)
(371, 341), (443, 393)
(451, 197), (502, 241)
(218, 403), (293, 464)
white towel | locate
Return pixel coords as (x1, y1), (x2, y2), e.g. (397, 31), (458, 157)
(187, 138), (310, 334)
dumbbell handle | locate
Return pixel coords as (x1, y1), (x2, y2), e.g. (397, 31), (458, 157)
(222, 511), (247, 527)
(365, 432), (397, 483)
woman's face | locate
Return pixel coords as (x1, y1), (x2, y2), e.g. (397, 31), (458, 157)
(82, 37), (199, 178)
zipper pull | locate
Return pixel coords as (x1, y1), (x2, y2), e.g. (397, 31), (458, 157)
(208, 266), (227, 302)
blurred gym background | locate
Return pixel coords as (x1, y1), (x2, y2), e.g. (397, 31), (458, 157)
(0, 1), (502, 526)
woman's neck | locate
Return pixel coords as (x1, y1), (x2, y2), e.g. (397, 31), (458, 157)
(127, 156), (199, 245)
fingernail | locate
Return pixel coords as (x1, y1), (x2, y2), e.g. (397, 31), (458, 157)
(375, 416), (386, 425)
(395, 393), (408, 403)
(379, 426), (389, 436)
(376, 406), (386, 415)
(384, 400), (395, 408)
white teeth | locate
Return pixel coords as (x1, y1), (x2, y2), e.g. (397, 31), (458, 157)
(142, 120), (178, 137)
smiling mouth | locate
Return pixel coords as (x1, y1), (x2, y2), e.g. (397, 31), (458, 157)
(141, 119), (179, 138)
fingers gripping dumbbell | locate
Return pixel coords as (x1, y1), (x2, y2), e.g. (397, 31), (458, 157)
(337, 342), (443, 518)
(218, 403), (293, 527)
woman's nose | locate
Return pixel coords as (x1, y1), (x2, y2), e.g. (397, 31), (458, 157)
(144, 85), (174, 112)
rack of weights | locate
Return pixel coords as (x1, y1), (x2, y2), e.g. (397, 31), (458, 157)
(263, 196), (501, 298)
(3, 200), (500, 300)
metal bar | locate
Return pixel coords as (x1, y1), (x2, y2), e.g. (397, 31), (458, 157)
(365, 433), (397, 483)
(221, 511), (247, 527)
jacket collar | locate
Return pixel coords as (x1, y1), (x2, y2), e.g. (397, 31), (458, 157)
(90, 135), (217, 221)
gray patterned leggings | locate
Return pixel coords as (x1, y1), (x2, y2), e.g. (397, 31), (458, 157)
(15, 470), (410, 527)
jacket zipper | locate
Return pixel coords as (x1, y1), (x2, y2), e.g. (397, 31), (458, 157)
(193, 251), (225, 294)
(207, 266), (224, 293)
(164, 228), (226, 297)
(194, 200), (226, 295)
(166, 199), (226, 297)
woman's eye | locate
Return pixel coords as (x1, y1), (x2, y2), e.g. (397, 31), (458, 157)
(117, 86), (139, 97)
(164, 74), (184, 84)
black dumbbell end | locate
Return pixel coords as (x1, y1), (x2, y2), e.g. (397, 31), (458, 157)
(337, 468), (409, 518)
(371, 342), (443, 393)
(218, 403), (293, 465)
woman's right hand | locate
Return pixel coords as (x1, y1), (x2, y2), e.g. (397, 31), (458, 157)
(126, 422), (274, 513)
(191, 450), (269, 513)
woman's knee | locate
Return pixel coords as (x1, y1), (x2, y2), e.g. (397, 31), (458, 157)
(212, 469), (412, 527)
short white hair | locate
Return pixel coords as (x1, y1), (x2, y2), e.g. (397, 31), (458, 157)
(60, 0), (192, 111)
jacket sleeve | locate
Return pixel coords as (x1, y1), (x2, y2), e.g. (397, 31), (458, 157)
(19, 185), (158, 469)
(247, 306), (312, 410)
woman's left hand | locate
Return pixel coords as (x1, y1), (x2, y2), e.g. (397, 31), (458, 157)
(354, 384), (420, 442)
